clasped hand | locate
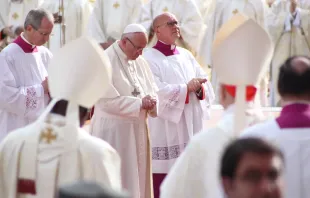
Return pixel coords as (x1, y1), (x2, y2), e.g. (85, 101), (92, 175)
(142, 95), (157, 110)
(187, 78), (207, 92)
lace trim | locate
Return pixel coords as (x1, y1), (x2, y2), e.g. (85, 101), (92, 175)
(26, 87), (37, 110)
(152, 143), (187, 160)
(165, 86), (180, 108)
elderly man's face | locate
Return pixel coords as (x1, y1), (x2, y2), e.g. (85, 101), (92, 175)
(156, 14), (180, 44)
(27, 17), (54, 46)
(223, 153), (284, 198)
(124, 32), (147, 60)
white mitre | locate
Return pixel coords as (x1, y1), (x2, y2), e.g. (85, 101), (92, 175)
(18, 37), (112, 189)
(211, 13), (273, 134)
(123, 23), (147, 34)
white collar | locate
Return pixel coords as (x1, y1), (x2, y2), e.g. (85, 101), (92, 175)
(21, 32), (36, 48)
(159, 40), (176, 50)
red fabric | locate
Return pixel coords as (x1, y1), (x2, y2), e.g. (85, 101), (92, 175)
(223, 84), (257, 101)
(89, 106), (95, 119)
(153, 173), (167, 198)
(0, 31), (3, 41)
(185, 91), (189, 104)
(17, 179), (36, 195)
(196, 85), (205, 100)
(13, 36), (38, 53)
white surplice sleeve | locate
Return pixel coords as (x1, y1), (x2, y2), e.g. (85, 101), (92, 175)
(87, 0), (107, 43)
(147, 59), (188, 123)
(161, 128), (226, 198)
(0, 55), (45, 119)
(179, 0), (206, 53)
(189, 51), (215, 106)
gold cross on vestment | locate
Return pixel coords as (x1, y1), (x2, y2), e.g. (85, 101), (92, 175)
(113, 2), (120, 9)
(59, 6), (64, 12)
(232, 9), (239, 15)
(12, 13), (19, 20)
(163, 7), (169, 12)
(40, 127), (57, 144)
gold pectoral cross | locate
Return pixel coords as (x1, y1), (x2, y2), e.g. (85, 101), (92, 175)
(113, 2), (120, 9)
(40, 127), (57, 144)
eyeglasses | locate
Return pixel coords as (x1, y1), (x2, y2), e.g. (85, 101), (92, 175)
(156, 20), (179, 28)
(126, 38), (144, 52)
(32, 26), (53, 36)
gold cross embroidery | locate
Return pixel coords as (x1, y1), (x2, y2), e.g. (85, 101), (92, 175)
(163, 7), (168, 12)
(232, 9), (239, 15)
(59, 6), (64, 12)
(113, 2), (120, 9)
(40, 127), (57, 144)
(12, 13), (19, 20)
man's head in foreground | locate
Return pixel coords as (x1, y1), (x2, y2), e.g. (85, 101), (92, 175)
(221, 137), (284, 198)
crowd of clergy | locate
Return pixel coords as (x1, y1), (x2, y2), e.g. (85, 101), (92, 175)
(0, 0), (310, 198)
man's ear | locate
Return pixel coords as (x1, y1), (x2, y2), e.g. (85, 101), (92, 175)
(222, 177), (234, 195)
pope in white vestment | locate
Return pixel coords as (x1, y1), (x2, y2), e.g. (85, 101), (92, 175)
(90, 24), (158, 198)
(199, 0), (268, 105)
(268, 1), (310, 106)
(138, 0), (205, 56)
(0, 11), (53, 142)
(160, 13), (274, 198)
(0, 37), (122, 198)
(88, 0), (143, 49)
(39, 0), (92, 52)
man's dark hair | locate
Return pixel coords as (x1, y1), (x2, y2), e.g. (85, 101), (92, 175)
(278, 56), (310, 98)
(50, 99), (90, 127)
(220, 137), (284, 179)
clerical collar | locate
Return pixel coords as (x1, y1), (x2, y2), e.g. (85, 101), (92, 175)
(276, 103), (310, 129)
(13, 33), (38, 53)
(153, 40), (179, 56)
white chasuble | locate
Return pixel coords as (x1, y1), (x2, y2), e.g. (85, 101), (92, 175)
(87, 0), (143, 43)
(90, 42), (158, 198)
(0, 113), (121, 198)
(143, 44), (215, 174)
(138, 0), (205, 56)
(40, 0), (92, 53)
(268, 6), (310, 106)
(160, 105), (265, 198)
(199, 0), (268, 106)
(241, 103), (310, 198)
(0, 35), (52, 142)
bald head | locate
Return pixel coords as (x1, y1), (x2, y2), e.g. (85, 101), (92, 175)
(278, 56), (310, 100)
(152, 12), (180, 45)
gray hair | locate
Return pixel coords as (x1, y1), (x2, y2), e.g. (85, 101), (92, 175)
(24, 8), (54, 29)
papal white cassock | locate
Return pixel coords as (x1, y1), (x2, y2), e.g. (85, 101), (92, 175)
(268, 2), (310, 106)
(0, 37), (122, 198)
(0, 0), (41, 30)
(39, 0), (92, 52)
(161, 13), (274, 198)
(0, 33), (52, 142)
(90, 27), (158, 198)
(199, 0), (267, 105)
(88, 0), (143, 44)
(138, 0), (205, 56)
(143, 41), (215, 178)
(241, 102), (310, 198)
